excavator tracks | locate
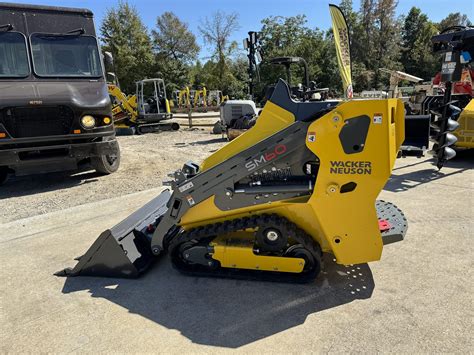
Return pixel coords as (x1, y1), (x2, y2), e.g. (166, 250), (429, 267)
(168, 214), (322, 283)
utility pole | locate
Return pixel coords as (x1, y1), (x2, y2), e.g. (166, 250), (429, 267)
(243, 31), (260, 100)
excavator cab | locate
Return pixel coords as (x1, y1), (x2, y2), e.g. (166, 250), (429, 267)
(136, 79), (172, 123)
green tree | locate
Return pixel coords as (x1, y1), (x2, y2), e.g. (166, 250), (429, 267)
(338, 0), (358, 38)
(192, 57), (247, 99)
(227, 57), (249, 99)
(152, 12), (199, 62)
(345, 0), (402, 89)
(259, 15), (308, 57)
(356, 0), (376, 71)
(199, 11), (240, 90)
(257, 15), (339, 98)
(190, 60), (205, 86)
(333, 0), (373, 91)
(152, 12), (200, 92)
(401, 7), (439, 80)
(438, 12), (472, 30)
(100, 1), (154, 93)
(190, 60), (218, 89)
(372, 0), (402, 88)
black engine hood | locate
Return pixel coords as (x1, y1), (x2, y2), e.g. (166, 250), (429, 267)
(0, 81), (111, 110)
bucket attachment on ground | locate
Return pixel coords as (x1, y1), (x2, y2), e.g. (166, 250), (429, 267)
(55, 190), (171, 278)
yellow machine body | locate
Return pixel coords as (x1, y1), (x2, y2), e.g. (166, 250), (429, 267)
(109, 84), (138, 126)
(193, 87), (208, 108)
(454, 98), (474, 148)
(180, 98), (405, 266)
(57, 81), (407, 280)
(108, 81), (172, 129)
(210, 232), (305, 273)
(175, 87), (191, 108)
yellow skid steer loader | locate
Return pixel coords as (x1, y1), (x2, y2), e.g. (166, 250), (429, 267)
(57, 80), (407, 283)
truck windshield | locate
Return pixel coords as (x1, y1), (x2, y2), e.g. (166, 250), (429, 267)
(0, 32), (29, 77)
(31, 34), (102, 78)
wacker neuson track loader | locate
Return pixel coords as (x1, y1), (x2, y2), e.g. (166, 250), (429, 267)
(57, 80), (407, 283)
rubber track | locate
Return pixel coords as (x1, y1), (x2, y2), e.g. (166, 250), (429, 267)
(168, 214), (322, 283)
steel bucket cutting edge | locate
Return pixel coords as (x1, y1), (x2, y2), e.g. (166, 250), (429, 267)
(55, 189), (172, 278)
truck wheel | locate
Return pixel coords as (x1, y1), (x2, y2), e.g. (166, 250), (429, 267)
(91, 144), (121, 174)
(0, 167), (8, 185)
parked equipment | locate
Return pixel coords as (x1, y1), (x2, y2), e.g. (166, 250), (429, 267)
(426, 26), (474, 168)
(399, 26), (473, 168)
(218, 31), (262, 140)
(380, 68), (423, 100)
(57, 79), (407, 282)
(265, 56), (330, 102)
(379, 69), (431, 156)
(172, 86), (226, 113)
(0, 3), (120, 184)
(208, 90), (228, 107)
(219, 100), (258, 140)
(193, 87), (207, 108)
(109, 78), (179, 134)
(172, 87), (191, 109)
(220, 31), (327, 140)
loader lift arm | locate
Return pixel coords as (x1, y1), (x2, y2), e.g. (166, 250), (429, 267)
(150, 118), (315, 254)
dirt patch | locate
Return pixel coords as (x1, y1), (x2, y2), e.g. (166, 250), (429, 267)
(0, 129), (227, 223)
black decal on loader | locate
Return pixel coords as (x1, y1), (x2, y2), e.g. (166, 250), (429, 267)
(329, 161), (372, 174)
(245, 144), (287, 171)
(339, 115), (371, 154)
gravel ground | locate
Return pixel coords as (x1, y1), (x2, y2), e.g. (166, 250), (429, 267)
(0, 128), (226, 224)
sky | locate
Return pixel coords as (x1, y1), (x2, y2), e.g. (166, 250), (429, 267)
(10, 0), (474, 59)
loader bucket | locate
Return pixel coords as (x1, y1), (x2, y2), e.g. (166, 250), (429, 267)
(55, 189), (172, 278)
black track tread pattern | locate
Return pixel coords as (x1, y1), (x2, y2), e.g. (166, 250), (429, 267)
(168, 214), (322, 283)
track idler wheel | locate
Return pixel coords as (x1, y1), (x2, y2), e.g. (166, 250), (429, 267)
(285, 243), (320, 277)
(171, 238), (219, 271)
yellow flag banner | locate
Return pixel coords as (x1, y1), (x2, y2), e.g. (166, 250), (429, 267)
(329, 4), (353, 99)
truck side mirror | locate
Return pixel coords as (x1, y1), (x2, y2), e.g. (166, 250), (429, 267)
(104, 51), (114, 68)
(106, 72), (117, 85)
